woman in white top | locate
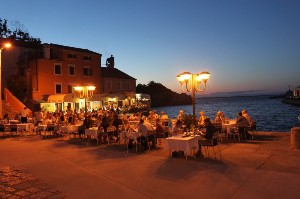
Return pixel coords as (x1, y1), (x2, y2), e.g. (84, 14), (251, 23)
(172, 120), (183, 137)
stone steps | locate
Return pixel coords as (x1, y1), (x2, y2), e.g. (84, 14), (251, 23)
(2, 100), (19, 119)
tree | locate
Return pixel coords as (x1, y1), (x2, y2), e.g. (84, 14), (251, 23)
(136, 81), (192, 107)
(0, 18), (41, 43)
(6, 75), (27, 102)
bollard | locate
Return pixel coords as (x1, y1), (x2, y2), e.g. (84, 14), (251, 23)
(291, 127), (300, 149)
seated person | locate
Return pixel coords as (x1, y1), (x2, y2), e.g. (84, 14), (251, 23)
(242, 109), (254, 126)
(172, 120), (183, 137)
(236, 112), (250, 137)
(155, 118), (167, 139)
(198, 118), (218, 156)
(202, 118), (217, 140)
(198, 111), (206, 127)
(160, 111), (169, 126)
(220, 111), (229, 123)
(177, 110), (185, 122)
(214, 111), (222, 123)
(137, 119), (156, 150)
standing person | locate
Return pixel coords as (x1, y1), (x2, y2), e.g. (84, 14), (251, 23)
(66, 105), (73, 124)
(20, 107), (29, 123)
(34, 108), (44, 125)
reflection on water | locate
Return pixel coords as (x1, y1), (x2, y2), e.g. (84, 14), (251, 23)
(153, 96), (300, 132)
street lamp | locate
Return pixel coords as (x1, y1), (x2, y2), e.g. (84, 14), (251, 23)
(0, 42), (12, 119)
(176, 71), (210, 118)
(73, 85), (96, 115)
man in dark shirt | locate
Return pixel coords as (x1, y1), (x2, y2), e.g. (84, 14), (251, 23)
(203, 118), (217, 140)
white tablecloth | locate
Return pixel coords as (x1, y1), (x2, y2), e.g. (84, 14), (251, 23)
(119, 130), (141, 140)
(85, 128), (102, 145)
(17, 123), (34, 132)
(165, 136), (200, 156)
(222, 121), (237, 133)
(59, 125), (79, 134)
(36, 125), (47, 131)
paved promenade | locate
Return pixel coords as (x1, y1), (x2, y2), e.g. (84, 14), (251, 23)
(1, 131), (300, 199)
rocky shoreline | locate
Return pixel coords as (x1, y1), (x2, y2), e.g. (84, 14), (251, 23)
(282, 98), (300, 106)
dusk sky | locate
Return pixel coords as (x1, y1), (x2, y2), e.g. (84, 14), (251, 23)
(1, 0), (300, 96)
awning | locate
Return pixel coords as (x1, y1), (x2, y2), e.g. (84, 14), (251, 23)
(90, 94), (127, 101)
(47, 94), (78, 103)
(46, 93), (131, 103)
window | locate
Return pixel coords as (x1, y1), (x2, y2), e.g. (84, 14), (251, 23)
(69, 65), (75, 76)
(83, 55), (92, 61)
(67, 53), (76, 59)
(55, 83), (62, 94)
(54, 64), (62, 75)
(117, 81), (122, 90)
(68, 85), (73, 93)
(83, 67), (92, 76)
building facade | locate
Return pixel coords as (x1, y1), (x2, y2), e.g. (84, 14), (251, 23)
(1, 41), (138, 113)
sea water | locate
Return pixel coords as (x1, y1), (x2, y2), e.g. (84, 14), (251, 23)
(152, 96), (300, 132)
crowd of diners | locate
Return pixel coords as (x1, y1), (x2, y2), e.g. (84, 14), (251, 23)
(2, 105), (255, 150)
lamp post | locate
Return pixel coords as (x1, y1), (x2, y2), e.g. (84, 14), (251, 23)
(73, 85), (96, 116)
(176, 71), (210, 118)
(0, 42), (12, 119)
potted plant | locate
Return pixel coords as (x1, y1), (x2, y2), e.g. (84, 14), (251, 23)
(182, 114), (197, 132)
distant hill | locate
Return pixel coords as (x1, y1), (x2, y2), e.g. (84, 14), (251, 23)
(136, 81), (192, 107)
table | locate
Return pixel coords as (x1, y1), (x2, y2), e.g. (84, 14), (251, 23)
(128, 120), (139, 127)
(36, 124), (47, 132)
(119, 129), (142, 152)
(222, 120), (237, 134)
(59, 125), (81, 139)
(17, 123), (34, 133)
(165, 135), (200, 159)
(85, 127), (102, 146)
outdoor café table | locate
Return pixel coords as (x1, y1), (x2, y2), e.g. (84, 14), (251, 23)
(119, 129), (141, 152)
(165, 135), (200, 160)
(17, 123), (34, 134)
(85, 127), (101, 146)
(222, 119), (237, 134)
(36, 124), (47, 133)
(59, 125), (79, 139)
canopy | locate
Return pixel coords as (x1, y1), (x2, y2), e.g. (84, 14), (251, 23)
(47, 94), (78, 103)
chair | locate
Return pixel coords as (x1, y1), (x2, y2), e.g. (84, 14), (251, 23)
(0, 124), (5, 136)
(155, 125), (170, 146)
(245, 121), (257, 139)
(198, 132), (222, 159)
(228, 123), (247, 142)
(106, 126), (116, 144)
(213, 122), (227, 142)
(77, 125), (85, 139)
(10, 124), (18, 137)
(44, 123), (55, 138)
(16, 125), (24, 136)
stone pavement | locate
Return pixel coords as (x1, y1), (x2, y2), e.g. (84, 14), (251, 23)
(0, 165), (68, 199)
(1, 132), (300, 199)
